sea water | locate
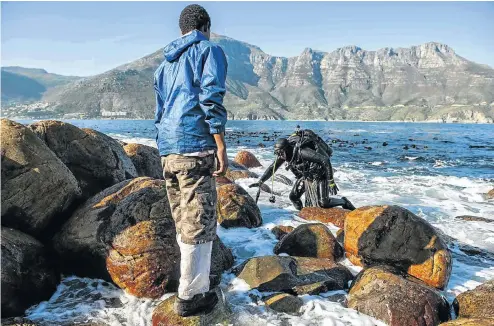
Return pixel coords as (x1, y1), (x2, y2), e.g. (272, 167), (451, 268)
(21, 120), (494, 326)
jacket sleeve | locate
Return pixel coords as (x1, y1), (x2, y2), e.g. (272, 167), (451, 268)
(199, 45), (228, 134)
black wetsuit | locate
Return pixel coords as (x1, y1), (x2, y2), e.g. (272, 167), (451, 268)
(258, 132), (347, 210)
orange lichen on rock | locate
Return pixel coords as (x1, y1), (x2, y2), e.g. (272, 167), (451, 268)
(299, 207), (350, 228)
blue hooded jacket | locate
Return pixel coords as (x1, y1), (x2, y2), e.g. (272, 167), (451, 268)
(154, 30), (228, 156)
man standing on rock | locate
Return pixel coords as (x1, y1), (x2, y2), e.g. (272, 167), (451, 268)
(154, 4), (228, 317)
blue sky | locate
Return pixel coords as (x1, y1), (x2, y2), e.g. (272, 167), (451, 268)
(2, 1), (493, 76)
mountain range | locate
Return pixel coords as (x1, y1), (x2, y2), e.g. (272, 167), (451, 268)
(2, 34), (494, 122)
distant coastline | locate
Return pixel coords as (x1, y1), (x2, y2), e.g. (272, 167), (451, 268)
(6, 116), (493, 125)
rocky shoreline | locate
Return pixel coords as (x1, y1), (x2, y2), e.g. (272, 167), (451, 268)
(1, 119), (493, 326)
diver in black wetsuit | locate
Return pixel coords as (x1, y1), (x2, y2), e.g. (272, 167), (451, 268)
(249, 129), (356, 211)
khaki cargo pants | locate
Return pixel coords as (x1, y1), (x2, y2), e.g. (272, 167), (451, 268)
(161, 154), (217, 245)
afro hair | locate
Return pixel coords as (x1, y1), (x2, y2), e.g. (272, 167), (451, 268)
(179, 4), (211, 34)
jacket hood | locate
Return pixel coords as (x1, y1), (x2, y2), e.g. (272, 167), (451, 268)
(163, 30), (207, 62)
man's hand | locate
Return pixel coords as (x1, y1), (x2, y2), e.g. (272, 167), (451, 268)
(213, 133), (228, 177)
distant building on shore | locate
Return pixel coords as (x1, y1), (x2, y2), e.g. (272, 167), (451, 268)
(101, 110), (127, 117)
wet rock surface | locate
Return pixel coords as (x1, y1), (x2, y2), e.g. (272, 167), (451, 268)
(216, 183), (262, 228)
(29, 120), (137, 198)
(1, 119), (81, 236)
(1, 228), (59, 318)
(344, 205), (452, 289)
(348, 266), (451, 326)
(274, 223), (343, 262)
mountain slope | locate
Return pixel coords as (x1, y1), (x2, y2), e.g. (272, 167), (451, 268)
(1, 70), (46, 103)
(13, 35), (494, 121)
(1, 67), (81, 104)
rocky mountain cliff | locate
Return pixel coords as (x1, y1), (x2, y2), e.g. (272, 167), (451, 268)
(7, 35), (494, 122)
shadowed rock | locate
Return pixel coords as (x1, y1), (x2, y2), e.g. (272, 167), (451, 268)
(348, 266), (451, 326)
(274, 223), (343, 262)
(235, 255), (353, 292)
(29, 120), (137, 198)
(299, 207), (350, 228)
(234, 150), (262, 168)
(1, 119), (81, 236)
(263, 293), (303, 314)
(216, 184), (262, 228)
(344, 205), (452, 289)
(453, 280), (494, 319)
(123, 143), (162, 179)
(1, 228), (59, 318)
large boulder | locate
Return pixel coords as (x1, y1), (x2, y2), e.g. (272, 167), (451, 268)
(29, 120), (137, 198)
(348, 266), (451, 326)
(344, 205), (452, 289)
(274, 223), (343, 262)
(54, 177), (233, 298)
(453, 280), (494, 319)
(1, 119), (81, 236)
(1, 228), (59, 317)
(53, 178), (174, 280)
(299, 207), (350, 228)
(235, 255), (353, 292)
(123, 143), (162, 179)
(234, 150), (262, 168)
(152, 288), (230, 326)
(216, 184), (262, 228)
